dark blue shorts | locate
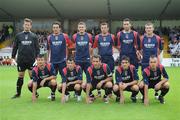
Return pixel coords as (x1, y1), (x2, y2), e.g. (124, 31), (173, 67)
(75, 61), (91, 74)
(101, 56), (115, 73)
(53, 61), (66, 76)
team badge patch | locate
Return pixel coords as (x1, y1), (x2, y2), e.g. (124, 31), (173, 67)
(80, 36), (84, 41)
(148, 38), (151, 43)
(70, 72), (74, 76)
(25, 35), (28, 40)
(125, 34), (129, 39)
(103, 37), (106, 41)
(97, 70), (100, 76)
(125, 70), (128, 76)
(55, 36), (58, 40)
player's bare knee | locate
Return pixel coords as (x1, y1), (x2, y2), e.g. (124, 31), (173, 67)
(163, 82), (170, 89)
(74, 84), (81, 91)
(113, 84), (119, 92)
(58, 84), (62, 90)
(139, 81), (144, 89)
(105, 82), (113, 88)
(81, 82), (86, 89)
(132, 85), (139, 91)
(119, 84), (124, 90)
(28, 80), (33, 87)
(50, 79), (57, 86)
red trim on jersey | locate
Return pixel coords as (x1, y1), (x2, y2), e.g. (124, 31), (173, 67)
(72, 33), (77, 43)
(102, 63), (107, 74)
(63, 67), (67, 76)
(144, 66), (151, 77)
(117, 32), (121, 47)
(87, 33), (93, 45)
(93, 35), (99, 48)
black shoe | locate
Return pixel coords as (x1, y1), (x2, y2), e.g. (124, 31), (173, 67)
(89, 94), (95, 101)
(131, 96), (137, 103)
(73, 92), (77, 98)
(158, 95), (165, 104)
(97, 90), (101, 97)
(36, 93), (39, 98)
(141, 96), (144, 103)
(154, 92), (158, 96)
(154, 92), (159, 99)
(103, 95), (109, 103)
(51, 94), (55, 101)
(11, 94), (20, 99)
(116, 97), (120, 102)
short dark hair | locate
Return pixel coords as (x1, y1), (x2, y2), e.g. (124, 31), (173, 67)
(121, 55), (130, 63)
(24, 18), (32, 24)
(78, 21), (86, 26)
(37, 54), (45, 58)
(150, 55), (157, 59)
(92, 55), (101, 61)
(67, 57), (75, 62)
(52, 21), (61, 28)
(145, 22), (154, 27)
(100, 22), (109, 27)
(123, 18), (131, 22)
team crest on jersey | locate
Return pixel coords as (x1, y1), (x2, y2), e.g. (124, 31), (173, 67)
(70, 71), (74, 76)
(103, 37), (106, 41)
(124, 70), (128, 76)
(154, 72), (157, 76)
(125, 34), (129, 39)
(55, 36), (58, 40)
(80, 36), (84, 41)
(25, 35), (28, 40)
(42, 70), (45, 75)
(97, 70), (100, 76)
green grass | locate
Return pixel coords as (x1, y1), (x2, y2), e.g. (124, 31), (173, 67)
(0, 66), (180, 120)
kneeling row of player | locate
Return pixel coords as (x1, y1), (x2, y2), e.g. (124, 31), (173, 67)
(28, 54), (169, 106)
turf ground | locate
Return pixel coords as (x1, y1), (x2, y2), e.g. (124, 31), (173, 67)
(0, 66), (180, 120)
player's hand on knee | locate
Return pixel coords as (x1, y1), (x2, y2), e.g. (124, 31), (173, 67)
(66, 82), (71, 87)
(97, 81), (103, 89)
(40, 80), (46, 87)
(155, 83), (161, 90)
(120, 83), (127, 90)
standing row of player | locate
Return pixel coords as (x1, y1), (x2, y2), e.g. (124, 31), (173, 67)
(11, 18), (169, 106)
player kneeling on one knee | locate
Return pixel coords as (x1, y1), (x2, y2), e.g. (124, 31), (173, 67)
(58, 57), (83, 103)
(139, 55), (170, 106)
(113, 56), (139, 104)
(28, 54), (57, 102)
(85, 55), (113, 104)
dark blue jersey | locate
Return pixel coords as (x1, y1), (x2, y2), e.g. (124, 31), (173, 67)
(141, 34), (162, 63)
(72, 32), (93, 62)
(61, 65), (82, 83)
(32, 63), (56, 84)
(143, 64), (169, 85)
(93, 33), (115, 56)
(86, 63), (112, 83)
(115, 65), (139, 84)
(117, 31), (140, 55)
(47, 33), (71, 63)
